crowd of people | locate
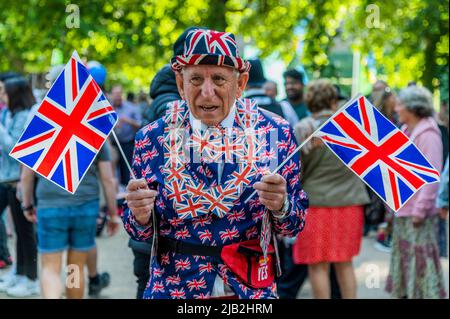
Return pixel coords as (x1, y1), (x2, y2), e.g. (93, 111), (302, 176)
(0, 26), (448, 299)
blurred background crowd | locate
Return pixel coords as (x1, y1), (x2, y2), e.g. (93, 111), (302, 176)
(0, 0), (448, 299)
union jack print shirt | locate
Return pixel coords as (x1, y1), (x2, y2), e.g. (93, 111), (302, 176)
(122, 98), (308, 299)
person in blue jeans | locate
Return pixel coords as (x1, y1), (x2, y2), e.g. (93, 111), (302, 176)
(20, 143), (121, 299)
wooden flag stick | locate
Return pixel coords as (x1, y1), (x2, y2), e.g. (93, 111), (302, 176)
(244, 132), (316, 204)
(111, 129), (158, 266)
(111, 130), (136, 180)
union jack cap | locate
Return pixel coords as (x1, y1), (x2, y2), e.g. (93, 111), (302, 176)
(171, 29), (250, 73)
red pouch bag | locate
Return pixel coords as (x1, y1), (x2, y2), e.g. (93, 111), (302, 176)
(220, 239), (275, 289)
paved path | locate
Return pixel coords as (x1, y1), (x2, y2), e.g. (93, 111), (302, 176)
(1, 221), (448, 299)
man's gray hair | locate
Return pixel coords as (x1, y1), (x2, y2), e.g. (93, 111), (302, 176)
(398, 85), (434, 118)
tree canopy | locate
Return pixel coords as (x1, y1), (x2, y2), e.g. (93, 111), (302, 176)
(0, 0), (447, 93)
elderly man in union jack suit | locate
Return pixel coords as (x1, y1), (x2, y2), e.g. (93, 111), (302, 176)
(123, 28), (308, 299)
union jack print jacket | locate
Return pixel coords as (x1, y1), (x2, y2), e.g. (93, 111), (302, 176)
(122, 98), (308, 299)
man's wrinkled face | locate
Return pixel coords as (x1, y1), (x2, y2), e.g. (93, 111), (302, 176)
(176, 65), (249, 126)
(284, 76), (304, 101)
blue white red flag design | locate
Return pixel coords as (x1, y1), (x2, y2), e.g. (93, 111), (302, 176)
(9, 51), (117, 193)
(315, 95), (440, 212)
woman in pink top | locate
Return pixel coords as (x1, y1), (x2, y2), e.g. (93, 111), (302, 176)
(386, 85), (446, 299)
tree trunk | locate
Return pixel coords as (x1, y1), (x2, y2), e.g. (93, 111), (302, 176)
(422, 34), (439, 91)
(207, 0), (228, 30)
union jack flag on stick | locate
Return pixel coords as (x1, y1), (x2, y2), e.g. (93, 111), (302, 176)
(315, 95), (440, 212)
(245, 95), (440, 213)
(10, 51), (119, 193)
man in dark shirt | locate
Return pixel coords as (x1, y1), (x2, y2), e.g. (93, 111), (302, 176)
(245, 59), (285, 118)
(280, 69), (310, 126)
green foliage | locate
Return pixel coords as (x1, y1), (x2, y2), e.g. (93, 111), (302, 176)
(0, 0), (229, 90)
(0, 0), (448, 93)
(345, 0), (449, 90)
